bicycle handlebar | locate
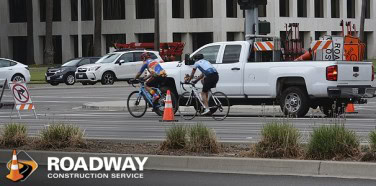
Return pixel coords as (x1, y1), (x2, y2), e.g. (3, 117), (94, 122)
(129, 79), (145, 88)
(180, 82), (197, 91)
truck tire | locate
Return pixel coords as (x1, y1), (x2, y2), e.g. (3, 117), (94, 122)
(280, 86), (310, 117)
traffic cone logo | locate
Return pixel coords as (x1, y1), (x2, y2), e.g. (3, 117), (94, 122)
(161, 90), (177, 122)
(346, 102), (357, 114)
(6, 150), (24, 182)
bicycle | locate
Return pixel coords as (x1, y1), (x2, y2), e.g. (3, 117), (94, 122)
(127, 79), (177, 118)
(178, 82), (230, 121)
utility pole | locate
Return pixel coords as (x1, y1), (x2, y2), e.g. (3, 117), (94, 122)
(154, 0), (160, 52)
(359, 0), (366, 42)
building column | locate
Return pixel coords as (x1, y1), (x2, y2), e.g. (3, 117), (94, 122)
(341, 0), (347, 18)
(61, 0), (73, 63)
(213, 0), (226, 42)
(159, 0), (172, 42)
(32, 0), (43, 64)
(184, 0), (190, 19)
(0, 0), (10, 58)
(291, 0), (298, 17)
(125, 0), (136, 43)
(325, 0), (331, 18)
(181, 33), (193, 55)
(308, 0), (315, 18)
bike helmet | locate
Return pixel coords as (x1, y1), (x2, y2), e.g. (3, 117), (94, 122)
(192, 54), (204, 61)
(140, 52), (151, 61)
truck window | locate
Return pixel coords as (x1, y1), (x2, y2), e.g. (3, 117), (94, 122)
(222, 45), (241, 64)
(195, 45), (220, 64)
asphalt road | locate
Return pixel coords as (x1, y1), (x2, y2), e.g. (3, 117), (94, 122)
(1, 164), (375, 186)
(1, 84), (376, 143)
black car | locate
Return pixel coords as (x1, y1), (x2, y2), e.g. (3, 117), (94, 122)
(45, 57), (100, 86)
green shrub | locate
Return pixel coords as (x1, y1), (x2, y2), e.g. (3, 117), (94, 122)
(161, 124), (187, 150)
(369, 130), (376, 151)
(40, 124), (85, 148)
(254, 122), (301, 158)
(188, 123), (219, 153)
(1, 123), (27, 147)
(307, 124), (359, 160)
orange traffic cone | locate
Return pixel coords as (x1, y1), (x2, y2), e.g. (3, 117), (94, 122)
(345, 102), (358, 114)
(7, 150), (24, 182)
(294, 51), (312, 61)
(160, 90), (178, 122)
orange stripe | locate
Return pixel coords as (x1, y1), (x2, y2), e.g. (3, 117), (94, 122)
(265, 42), (274, 50)
(312, 41), (322, 51)
(322, 40), (333, 49)
(28, 104), (33, 110)
(20, 104), (25, 110)
(257, 42), (267, 51)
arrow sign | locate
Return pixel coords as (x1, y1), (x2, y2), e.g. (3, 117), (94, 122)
(10, 83), (32, 104)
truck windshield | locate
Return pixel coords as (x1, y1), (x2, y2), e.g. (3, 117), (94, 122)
(62, 59), (81, 67)
(96, 54), (121, 64)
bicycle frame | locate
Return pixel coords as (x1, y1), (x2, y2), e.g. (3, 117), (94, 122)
(137, 82), (163, 108)
(181, 83), (219, 111)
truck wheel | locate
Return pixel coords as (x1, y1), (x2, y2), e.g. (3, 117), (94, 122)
(64, 74), (75, 85)
(280, 86), (310, 117)
(101, 72), (115, 85)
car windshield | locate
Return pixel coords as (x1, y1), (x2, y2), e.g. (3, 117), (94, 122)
(62, 59), (81, 67)
(96, 53), (121, 64)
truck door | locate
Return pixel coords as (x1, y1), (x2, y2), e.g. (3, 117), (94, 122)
(215, 45), (243, 95)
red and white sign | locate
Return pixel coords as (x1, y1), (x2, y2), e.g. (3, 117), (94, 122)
(9, 82), (34, 110)
(254, 42), (274, 51)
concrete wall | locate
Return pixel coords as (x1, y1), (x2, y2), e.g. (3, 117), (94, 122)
(0, 0), (375, 65)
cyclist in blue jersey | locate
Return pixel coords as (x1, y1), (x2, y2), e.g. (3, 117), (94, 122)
(186, 54), (219, 115)
(135, 52), (167, 102)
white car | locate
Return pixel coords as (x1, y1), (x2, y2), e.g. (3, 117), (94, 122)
(75, 50), (162, 85)
(0, 58), (31, 83)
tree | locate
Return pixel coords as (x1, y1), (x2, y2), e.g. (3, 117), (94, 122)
(26, 0), (35, 65)
(44, 0), (54, 64)
(94, 0), (102, 57)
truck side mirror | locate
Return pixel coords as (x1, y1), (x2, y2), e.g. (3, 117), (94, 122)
(184, 54), (194, 65)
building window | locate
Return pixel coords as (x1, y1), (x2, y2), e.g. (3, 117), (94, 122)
(105, 34), (126, 53)
(258, 4), (266, 17)
(71, 0), (93, 21)
(136, 0), (155, 19)
(298, 0), (307, 17)
(41, 35), (62, 64)
(190, 0), (213, 18)
(279, 0), (289, 17)
(39, 0), (62, 22)
(192, 32), (213, 51)
(136, 33), (154, 43)
(365, 0), (370, 19)
(9, 0), (27, 23)
(331, 0), (340, 18)
(227, 32), (236, 41)
(103, 0), (125, 20)
(226, 0), (237, 18)
(10, 37), (28, 63)
(72, 35), (94, 57)
(172, 0), (184, 18)
(347, 0), (356, 18)
(315, 0), (324, 18)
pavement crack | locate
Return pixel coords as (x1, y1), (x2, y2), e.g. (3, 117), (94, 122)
(318, 161), (321, 175)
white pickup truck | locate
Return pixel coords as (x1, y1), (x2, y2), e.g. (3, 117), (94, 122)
(159, 40), (375, 117)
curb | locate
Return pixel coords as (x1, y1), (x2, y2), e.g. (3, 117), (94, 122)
(0, 150), (375, 180)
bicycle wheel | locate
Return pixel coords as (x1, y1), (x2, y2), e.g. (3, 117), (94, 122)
(209, 91), (230, 121)
(127, 91), (148, 118)
(178, 92), (198, 120)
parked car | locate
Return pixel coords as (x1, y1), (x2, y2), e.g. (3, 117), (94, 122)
(45, 57), (100, 86)
(0, 58), (31, 83)
(75, 50), (162, 85)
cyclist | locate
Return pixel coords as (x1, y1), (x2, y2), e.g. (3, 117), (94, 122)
(135, 52), (167, 102)
(185, 54), (219, 115)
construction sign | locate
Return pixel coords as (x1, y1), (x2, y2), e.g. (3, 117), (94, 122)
(8, 82), (37, 118)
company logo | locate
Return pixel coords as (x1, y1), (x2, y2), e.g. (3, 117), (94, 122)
(47, 156), (148, 179)
(6, 150), (38, 182)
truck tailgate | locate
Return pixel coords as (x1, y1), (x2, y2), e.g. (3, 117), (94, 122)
(337, 62), (372, 81)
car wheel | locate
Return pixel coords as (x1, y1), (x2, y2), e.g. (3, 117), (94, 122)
(101, 72), (115, 85)
(280, 86), (310, 117)
(65, 74), (75, 85)
(50, 82), (59, 86)
(11, 74), (25, 82)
